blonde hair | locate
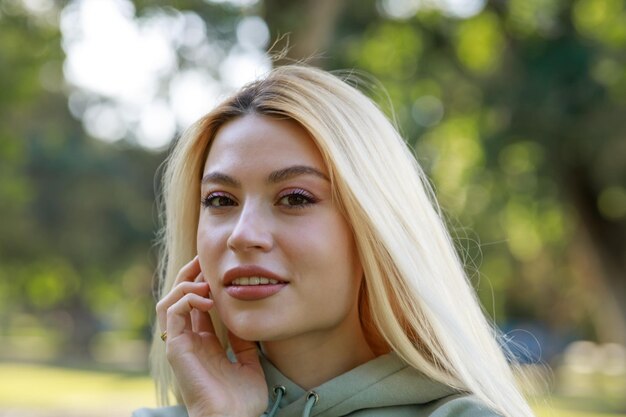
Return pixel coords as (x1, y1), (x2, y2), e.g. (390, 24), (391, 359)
(151, 65), (535, 417)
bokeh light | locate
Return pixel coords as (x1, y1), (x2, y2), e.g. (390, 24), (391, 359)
(60, 0), (271, 149)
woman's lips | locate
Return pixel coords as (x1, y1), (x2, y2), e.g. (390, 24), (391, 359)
(222, 265), (288, 301)
(225, 283), (287, 301)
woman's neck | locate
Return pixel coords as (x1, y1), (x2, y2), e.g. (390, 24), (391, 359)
(260, 321), (376, 390)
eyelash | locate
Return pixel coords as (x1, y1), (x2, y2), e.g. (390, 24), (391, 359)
(200, 189), (319, 210)
(201, 192), (236, 209)
(276, 189), (319, 209)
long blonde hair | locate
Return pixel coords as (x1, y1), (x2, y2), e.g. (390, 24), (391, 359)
(151, 65), (535, 417)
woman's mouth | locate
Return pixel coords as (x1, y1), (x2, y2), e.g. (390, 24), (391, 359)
(223, 266), (288, 301)
(230, 276), (280, 286)
(226, 279), (287, 301)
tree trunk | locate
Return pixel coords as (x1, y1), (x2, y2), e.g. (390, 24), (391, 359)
(263, 0), (348, 65)
(565, 164), (626, 344)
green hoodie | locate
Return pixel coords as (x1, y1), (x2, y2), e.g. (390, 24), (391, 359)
(133, 352), (501, 417)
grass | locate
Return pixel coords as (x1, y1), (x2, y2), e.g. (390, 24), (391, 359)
(0, 362), (157, 417)
(532, 399), (626, 417)
(0, 362), (624, 417)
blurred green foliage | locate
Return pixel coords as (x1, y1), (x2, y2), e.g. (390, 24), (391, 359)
(322, 0), (626, 347)
(0, 0), (163, 361)
(0, 0), (624, 380)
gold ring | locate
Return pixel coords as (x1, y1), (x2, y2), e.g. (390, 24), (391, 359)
(160, 331), (167, 342)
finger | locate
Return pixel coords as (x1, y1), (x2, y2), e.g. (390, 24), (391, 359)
(166, 293), (213, 341)
(191, 272), (215, 333)
(191, 309), (211, 333)
(156, 281), (209, 331)
(228, 331), (261, 369)
(173, 255), (202, 286)
(191, 308), (216, 334)
(157, 255), (201, 331)
(158, 281), (209, 311)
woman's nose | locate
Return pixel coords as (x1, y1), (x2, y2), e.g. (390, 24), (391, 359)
(226, 203), (273, 252)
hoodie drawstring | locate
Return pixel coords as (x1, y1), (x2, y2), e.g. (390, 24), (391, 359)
(301, 391), (318, 417)
(263, 385), (286, 417)
(262, 386), (318, 417)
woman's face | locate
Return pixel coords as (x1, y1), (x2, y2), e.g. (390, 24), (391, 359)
(197, 114), (364, 344)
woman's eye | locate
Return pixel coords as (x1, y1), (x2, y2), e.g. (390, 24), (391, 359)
(277, 190), (317, 208)
(202, 193), (236, 208)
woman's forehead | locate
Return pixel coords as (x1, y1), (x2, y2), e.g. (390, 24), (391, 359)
(204, 114), (328, 175)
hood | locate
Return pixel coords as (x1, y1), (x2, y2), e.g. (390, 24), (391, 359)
(260, 352), (460, 417)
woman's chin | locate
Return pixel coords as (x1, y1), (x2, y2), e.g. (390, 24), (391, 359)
(220, 307), (292, 342)
(228, 327), (276, 343)
(224, 318), (282, 342)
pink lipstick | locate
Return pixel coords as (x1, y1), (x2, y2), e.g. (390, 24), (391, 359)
(223, 265), (287, 301)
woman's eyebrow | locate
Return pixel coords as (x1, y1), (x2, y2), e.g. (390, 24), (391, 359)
(268, 165), (329, 183)
(201, 172), (240, 187)
(201, 165), (329, 187)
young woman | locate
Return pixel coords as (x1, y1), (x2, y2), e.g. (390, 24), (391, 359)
(134, 65), (536, 417)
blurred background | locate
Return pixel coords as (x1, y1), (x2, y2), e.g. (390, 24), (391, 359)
(0, 0), (625, 415)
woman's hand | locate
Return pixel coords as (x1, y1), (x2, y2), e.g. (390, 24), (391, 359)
(156, 256), (268, 417)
